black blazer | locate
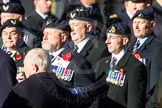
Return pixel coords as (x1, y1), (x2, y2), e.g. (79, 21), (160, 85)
(23, 10), (56, 38)
(152, 0), (162, 41)
(68, 36), (110, 66)
(50, 48), (95, 86)
(95, 52), (147, 108)
(3, 72), (69, 108)
(23, 10), (44, 34)
(50, 48), (98, 107)
(15, 42), (30, 68)
(119, 11), (131, 26)
(128, 34), (162, 99)
(0, 49), (17, 107)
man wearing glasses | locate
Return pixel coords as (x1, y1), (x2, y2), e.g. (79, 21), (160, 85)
(0, 19), (30, 76)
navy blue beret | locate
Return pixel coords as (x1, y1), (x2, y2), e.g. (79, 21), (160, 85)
(0, 19), (24, 32)
(43, 19), (70, 31)
(1, 2), (25, 15)
(107, 23), (131, 36)
(132, 9), (154, 20)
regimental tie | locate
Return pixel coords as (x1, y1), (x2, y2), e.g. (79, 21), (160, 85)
(74, 45), (78, 52)
(132, 39), (140, 54)
(50, 55), (55, 62)
(50, 54), (54, 60)
(110, 57), (117, 71)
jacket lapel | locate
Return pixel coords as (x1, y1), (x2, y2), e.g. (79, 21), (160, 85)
(68, 36), (97, 56)
(115, 53), (130, 70)
(95, 57), (111, 80)
(128, 37), (137, 51)
(137, 35), (155, 53)
(128, 35), (155, 54)
(80, 36), (97, 56)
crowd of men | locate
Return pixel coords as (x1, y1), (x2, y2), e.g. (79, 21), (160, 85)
(0, 0), (162, 108)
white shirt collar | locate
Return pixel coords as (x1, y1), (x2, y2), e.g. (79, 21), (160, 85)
(6, 50), (17, 57)
(75, 35), (93, 53)
(49, 48), (64, 62)
(112, 49), (125, 65)
(126, 11), (133, 19)
(82, 3), (93, 8)
(49, 44), (67, 61)
(35, 9), (48, 20)
(137, 37), (148, 48)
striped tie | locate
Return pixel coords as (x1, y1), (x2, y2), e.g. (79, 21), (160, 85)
(50, 55), (54, 60)
(110, 57), (117, 71)
(74, 45), (78, 52)
(132, 40), (140, 54)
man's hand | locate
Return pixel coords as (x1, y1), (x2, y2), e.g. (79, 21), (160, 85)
(16, 72), (26, 82)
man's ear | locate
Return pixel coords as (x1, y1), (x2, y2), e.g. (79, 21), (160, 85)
(85, 24), (93, 33)
(18, 15), (23, 22)
(123, 37), (129, 46)
(32, 64), (39, 73)
(61, 33), (68, 43)
(150, 20), (155, 29)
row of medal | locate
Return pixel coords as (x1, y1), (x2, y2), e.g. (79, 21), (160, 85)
(106, 70), (126, 87)
(52, 65), (74, 81)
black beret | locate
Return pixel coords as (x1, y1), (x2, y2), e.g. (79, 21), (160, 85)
(67, 8), (100, 23)
(43, 19), (70, 31)
(0, 19), (24, 32)
(132, 9), (154, 20)
(1, 2), (25, 15)
(1, 0), (22, 4)
(108, 14), (122, 25)
(107, 23), (131, 36)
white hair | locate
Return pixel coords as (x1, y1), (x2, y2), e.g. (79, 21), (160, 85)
(26, 48), (51, 71)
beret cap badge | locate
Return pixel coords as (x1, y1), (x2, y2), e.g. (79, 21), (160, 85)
(70, 13), (76, 19)
(138, 13), (143, 17)
(3, 5), (9, 11)
(10, 20), (16, 25)
(46, 20), (52, 26)
(76, 8), (83, 12)
(108, 26), (116, 33)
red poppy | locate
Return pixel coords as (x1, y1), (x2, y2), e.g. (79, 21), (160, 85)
(134, 53), (141, 60)
(119, 69), (124, 74)
(62, 53), (72, 61)
(15, 53), (22, 60)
